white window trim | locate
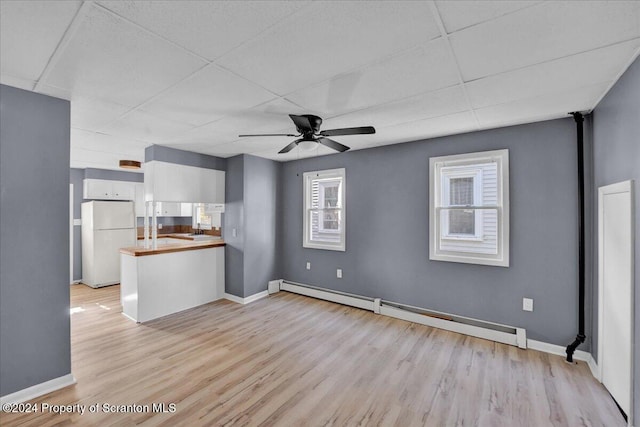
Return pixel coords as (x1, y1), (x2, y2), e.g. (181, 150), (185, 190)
(429, 149), (509, 267)
(303, 168), (346, 251)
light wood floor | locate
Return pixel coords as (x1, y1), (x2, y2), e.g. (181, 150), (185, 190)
(1, 285), (625, 427)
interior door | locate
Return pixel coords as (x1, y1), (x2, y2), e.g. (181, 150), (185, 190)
(598, 180), (634, 424)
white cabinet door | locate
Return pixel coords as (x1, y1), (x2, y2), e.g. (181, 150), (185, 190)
(180, 203), (193, 217)
(111, 181), (136, 200)
(84, 179), (136, 201)
(84, 179), (112, 199)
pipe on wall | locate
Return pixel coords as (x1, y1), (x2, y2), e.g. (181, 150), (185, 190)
(565, 112), (586, 363)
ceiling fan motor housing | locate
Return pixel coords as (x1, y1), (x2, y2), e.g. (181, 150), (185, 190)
(298, 114), (323, 137)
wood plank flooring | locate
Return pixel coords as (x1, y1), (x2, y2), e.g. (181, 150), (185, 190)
(0, 284), (626, 427)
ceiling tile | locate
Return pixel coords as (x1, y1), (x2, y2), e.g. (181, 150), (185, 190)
(100, 109), (196, 143)
(435, 1), (541, 34)
(71, 148), (145, 172)
(287, 39), (460, 117)
(376, 111), (478, 144)
(217, 1), (440, 95)
(97, 0), (309, 61)
(0, 1), (81, 82)
(466, 38), (640, 109)
(325, 85), (469, 130)
(170, 98), (306, 145)
(451, 1), (640, 81)
(43, 4), (207, 107)
(474, 82), (612, 128)
(71, 128), (146, 171)
(71, 96), (132, 130)
(142, 65), (278, 126)
(71, 128), (147, 154)
(252, 144), (338, 162)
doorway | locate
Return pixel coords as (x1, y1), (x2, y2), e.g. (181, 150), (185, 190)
(598, 180), (635, 425)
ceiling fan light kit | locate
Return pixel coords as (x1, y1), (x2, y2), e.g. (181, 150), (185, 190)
(239, 114), (375, 154)
(119, 160), (141, 169)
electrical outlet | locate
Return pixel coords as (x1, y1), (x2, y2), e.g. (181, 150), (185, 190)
(232, 228), (237, 237)
(337, 269), (342, 278)
(158, 223), (163, 229)
(523, 298), (534, 312)
(306, 262), (311, 270)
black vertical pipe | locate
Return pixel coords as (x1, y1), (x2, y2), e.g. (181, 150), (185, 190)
(566, 112), (586, 363)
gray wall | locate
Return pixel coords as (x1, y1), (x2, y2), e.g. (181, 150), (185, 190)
(279, 118), (582, 346)
(244, 155), (280, 297)
(592, 56), (639, 421)
(224, 154), (280, 298)
(0, 85), (71, 396)
(145, 144), (226, 170)
(225, 155), (245, 297)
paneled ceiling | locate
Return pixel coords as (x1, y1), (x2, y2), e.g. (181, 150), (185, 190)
(1, 1), (639, 169)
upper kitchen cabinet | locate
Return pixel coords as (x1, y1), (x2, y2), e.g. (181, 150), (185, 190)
(84, 178), (136, 201)
(144, 161), (225, 204)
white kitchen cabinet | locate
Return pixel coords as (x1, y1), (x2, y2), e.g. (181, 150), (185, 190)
(134, 183), (146, 217)
(153, 202), (192, 217)
(181, 203), (193, 217)
(145, 161), (225, 204)
(84, 179), (136, 201)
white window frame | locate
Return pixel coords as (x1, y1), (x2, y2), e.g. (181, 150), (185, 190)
(429, 149), (509, 267)
(303, 168), (346, 251)
(317, 180), (341, 233)
(441, 166), (483, 241)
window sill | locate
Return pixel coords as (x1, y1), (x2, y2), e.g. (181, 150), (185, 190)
(441, 236), (483, 242)
(304, 242), (346, 252)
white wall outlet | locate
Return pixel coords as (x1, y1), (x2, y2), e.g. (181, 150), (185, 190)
(337, 269), (342, 278)
(306, 262), (311, 270)
(523, 298), (534, 312)
(158, 223), (163, 229)
(232, 228), (237, 237)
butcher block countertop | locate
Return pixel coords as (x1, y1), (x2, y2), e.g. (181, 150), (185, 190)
(121, 237), (225, 257)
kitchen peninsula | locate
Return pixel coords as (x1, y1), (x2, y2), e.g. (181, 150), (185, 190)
(120, 236), (225, 323)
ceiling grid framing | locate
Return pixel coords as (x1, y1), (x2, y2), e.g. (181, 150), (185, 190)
(1, 0), (638, 168)
(428, 0), (480, 130)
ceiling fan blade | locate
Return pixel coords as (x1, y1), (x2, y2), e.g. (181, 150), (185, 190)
(319, 126), (375, 137)
(278, 138), (304, 154)
(289, 114), (313, 133)
(318, 137), (350, 152)
(238, 133), (298, 137)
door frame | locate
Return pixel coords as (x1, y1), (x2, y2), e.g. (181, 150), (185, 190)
(597, 179), (635, 426)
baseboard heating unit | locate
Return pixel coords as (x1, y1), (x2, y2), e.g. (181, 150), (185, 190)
(273, 280), (527, 349)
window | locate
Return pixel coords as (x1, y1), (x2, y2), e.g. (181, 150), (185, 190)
(429, 149), (509, 267)
(303, 168), (345, 251)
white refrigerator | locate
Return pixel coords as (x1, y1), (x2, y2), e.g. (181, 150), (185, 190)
(81, 201), (136, 288)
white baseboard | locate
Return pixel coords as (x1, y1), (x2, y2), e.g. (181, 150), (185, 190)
(526, 340), (601, 385)
(381, 304), (523, 348)
(224, 290), (269, 305)
(587, 356), (600, 381)
(0, 374), (76, 405)
(527, 339), (593, 363)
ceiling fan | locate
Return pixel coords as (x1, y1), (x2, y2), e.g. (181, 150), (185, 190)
(239, 114), (375, 154)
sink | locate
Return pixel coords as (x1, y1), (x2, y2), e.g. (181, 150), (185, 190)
(189, 234), (219, 241)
